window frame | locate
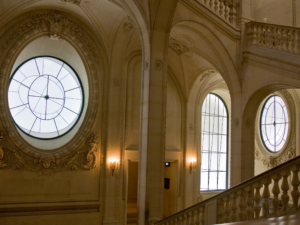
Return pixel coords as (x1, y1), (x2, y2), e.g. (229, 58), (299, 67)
(8, 55), (85, 140)
(259, 94), (289, 153)
(200, 93), (229, 192)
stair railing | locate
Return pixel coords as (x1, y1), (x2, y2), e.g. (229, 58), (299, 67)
(195, 0), (238, 27)
(246, 21), (300, 55)
(155, 155), (300, 225)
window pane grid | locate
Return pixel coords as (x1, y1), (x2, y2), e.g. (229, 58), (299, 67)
(201, 93), (228, 191)
(260, 95), (288, 153)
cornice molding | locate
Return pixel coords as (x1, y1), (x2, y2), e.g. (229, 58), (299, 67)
(243, 51), (300, 75)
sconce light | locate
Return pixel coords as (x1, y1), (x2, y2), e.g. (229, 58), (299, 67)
(109, 160), (118, 176)
(190, 160), (196, 174)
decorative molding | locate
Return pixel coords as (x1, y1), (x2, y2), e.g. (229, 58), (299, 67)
(234, 118), (239, 127)
(0, 133), (98, 174)
(200, 70), (216, 81)
(243, 51), (300, 75)
(169, 37), (190, 55)
(59, 0), (82, 5)
(189, 123), (195, 131)
(245, 118), (252, 127)
(0, 10), (100, 160)
(154, 60), (163, 71)
(123, 16), (135, 33)
(255, 141), (295, 169)
(144, 60), (149, 70)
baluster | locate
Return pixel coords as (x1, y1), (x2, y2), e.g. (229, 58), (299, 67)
(280, 169), (291, 214)
(217, 198), (225, 223)
(287, 30), (292, 53)
(200, 206), (205, 225)
(277, 28), (283, 51)
(178, 216), (183, 225)
(193, 209), (200, 225)
(289, 30), (295, 53)
(271, 173), (281, 217)
(170, 220), (174, 225)
(238, 189), (246, 221)
(293, 30), (299, 54)
(253, 183), (262, 220)
(229, 3), (237, 27)
(224, 1), (229, 21)
(245, 186), (254, 221)
(262, 177), (271, 218)
(204, 0), (209, 6)
(224, 196), (231, 223)
(272, 27), (278, 49)
(174, 218), (178, 225)
(264, 26), (269, 47)
(219, 0), (224, 18)
(230, 193), (238, 222)
(282, 28), (288, 52)
(214, 0), (219, 12)
(209, 0), (214, 9)
(182, 214), (188, 225)
(247, 23), (253, 46)
(259, 26), (264, 46)
(188, 212), (193, 225)
(253, 24), (258, 45)
(291, 165), (300, 211)
(267, 27), (273, 48)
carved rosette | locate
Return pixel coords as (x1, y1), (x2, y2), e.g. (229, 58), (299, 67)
(123, 16), (135, 33)
(0, 133), (99, 174)
(0, 10), (100, 161)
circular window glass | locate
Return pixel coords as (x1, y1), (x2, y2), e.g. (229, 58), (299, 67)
(260, 95), (288, 152)
(8, 56), (84, 139)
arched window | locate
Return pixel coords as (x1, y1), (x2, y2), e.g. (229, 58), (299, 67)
(200, 93), (228, 191)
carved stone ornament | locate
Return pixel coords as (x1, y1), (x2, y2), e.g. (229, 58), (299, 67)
(234, 118), (239, 127)
(245, 118), (252, 127)
(255, 142), (296, 169)
(144, 60), (149, 70)
(154, 60), (163, 71)
(169, 37), (190, 55)
(200, 70), (216, 81)
(0, 10), (100, 160)
(189, 123), (195, 131)
(59, 0), (82, 5)
(0, 133), (99, 174)
(123, 16), (135, 33)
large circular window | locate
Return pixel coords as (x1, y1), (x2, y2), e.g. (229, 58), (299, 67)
(8, 56), (84, 139)
(260, 95), (289, 152)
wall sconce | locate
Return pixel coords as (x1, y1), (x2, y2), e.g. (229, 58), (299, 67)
(190, 161), (196, 174)
(109, 160), (118, 176)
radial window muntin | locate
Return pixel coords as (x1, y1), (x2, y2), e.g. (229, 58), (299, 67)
(260, 95), (289, 153)
(8, 56), (84, 140)
(200, 93), (228, 192)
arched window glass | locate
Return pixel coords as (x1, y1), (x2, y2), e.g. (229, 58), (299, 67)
(200, 93), (228, 191)
(260, 95), (288, 153)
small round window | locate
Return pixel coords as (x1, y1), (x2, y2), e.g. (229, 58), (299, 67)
(260, 95), (288, 153)
(8, 56), (84, 139)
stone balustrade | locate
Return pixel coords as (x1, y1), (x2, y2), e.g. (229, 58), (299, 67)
(155, 155), (300, 225)
(195, 0), (238, 27)
(247, 22), (300, 55)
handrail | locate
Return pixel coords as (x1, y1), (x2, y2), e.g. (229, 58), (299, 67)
(155, 155), (300, 225)
(195, 0), (239, 28)
(246, 21), (300, 55)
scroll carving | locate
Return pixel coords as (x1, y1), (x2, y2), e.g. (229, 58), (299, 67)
(200, 70), (216, 81)
(0, 133), (99, 174)
(169, 37), (190, 55)
(255, 142), (296, 169)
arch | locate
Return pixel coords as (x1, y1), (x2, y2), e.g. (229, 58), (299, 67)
(241, 83), (300, 180)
